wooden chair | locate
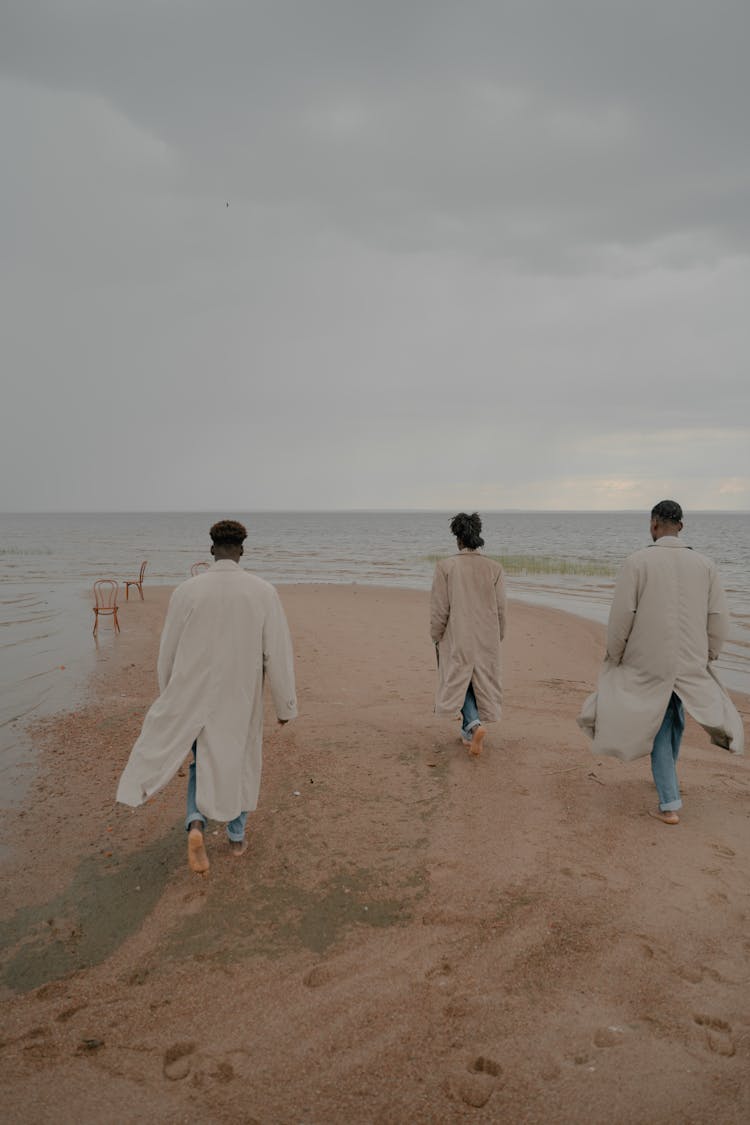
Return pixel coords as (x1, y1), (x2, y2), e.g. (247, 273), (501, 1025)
(93, 580), (120, 636)
(191, 561), (210, 576)
(124, 560), (147, 601)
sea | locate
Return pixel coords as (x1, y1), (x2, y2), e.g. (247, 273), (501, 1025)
(1, 510), (748, 808)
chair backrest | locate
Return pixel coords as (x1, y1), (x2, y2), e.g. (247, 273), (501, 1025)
(138, 561), (148, 581)
(191, 561), (210, 576)
(94, 579), (119, 609)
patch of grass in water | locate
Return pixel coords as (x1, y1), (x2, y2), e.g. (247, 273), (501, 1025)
(423, 553), (616, 577)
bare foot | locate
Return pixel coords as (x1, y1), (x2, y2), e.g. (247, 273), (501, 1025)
(469, 725), (486, 757)
(188, 827), (210, 873)
(229, 838), (248, 857)
(648, 809), (680, 825)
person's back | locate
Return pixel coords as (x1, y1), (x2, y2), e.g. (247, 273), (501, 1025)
(117, 519), (297, 874)
(608, 539), (728, 686)
(430, 512), (506, 756)
(579, 500), (742, 826)
(158, 564), (282, 704)
(431, 552), (505, 660)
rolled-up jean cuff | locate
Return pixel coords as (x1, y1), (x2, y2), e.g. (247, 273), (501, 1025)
(185, 811), (207, 832)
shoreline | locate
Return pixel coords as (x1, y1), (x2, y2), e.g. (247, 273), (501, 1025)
(1, 585), (748, 1123)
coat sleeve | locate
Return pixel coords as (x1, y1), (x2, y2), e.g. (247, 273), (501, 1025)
(495, 568), (507, 642)
(606, 558), (638, 665)
(707, 564), (730, 662)
(156, 587), (190, 692)
(263, 591), (298, 721)
(430, 564), (449, 645)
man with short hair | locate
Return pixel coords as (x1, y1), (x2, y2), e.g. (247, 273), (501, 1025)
(579, 501), (744, 823)
(117, 519), (297, 872)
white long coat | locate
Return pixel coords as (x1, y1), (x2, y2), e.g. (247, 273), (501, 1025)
(578, 537), (744, 761)
(430, 551), (506, 721)
(117, 561), (297, 820)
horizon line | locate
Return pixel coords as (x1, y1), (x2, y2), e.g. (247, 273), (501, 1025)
(2, 507), (748, 516)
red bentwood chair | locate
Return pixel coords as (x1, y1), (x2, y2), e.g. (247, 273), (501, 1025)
(93, 580), (120, 636)
(191, 561), (210, 576)
(124, 560), (147, 601)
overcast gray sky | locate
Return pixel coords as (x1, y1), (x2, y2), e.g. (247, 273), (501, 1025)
(2, 1), (748, 511)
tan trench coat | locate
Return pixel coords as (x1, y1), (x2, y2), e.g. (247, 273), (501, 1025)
(117, 561), (297, 820)
(578, 537), (744, 761)
(430, 550), (506, 721)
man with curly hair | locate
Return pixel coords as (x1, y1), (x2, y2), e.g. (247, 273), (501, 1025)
(117, 519), (297, 873)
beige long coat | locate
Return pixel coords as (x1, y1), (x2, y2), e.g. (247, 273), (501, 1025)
(578, 537), (744, 761)
(430, 551), (506, 721)
(117, 561), (297, 820)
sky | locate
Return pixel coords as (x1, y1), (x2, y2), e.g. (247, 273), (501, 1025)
(1, 1), (748, 512)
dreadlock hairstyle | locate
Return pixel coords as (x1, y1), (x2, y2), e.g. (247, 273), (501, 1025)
(209, 519), (248, 548)
(450, 511), (485, 550)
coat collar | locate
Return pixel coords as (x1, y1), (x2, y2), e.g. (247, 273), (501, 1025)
(212, 559), (241, 570)
(651, 536), (689, 548)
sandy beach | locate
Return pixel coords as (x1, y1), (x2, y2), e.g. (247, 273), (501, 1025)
(1, 584), (749, 1124)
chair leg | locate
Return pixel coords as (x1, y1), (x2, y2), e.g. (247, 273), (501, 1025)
(93, 610), (98, 636)
(114, 608), (120, 633)
(138, 583), (144, 601)
(125, 584), (129, 601)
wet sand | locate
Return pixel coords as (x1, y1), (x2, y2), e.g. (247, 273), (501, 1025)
(1, 585), (749, 1124)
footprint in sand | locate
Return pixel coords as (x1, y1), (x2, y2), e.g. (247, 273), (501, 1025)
(303, 964), (334, 989)
(20, 1026), (59, 1061)
(444, 997), (478, 1020)
(125, 967), (151, 986)
(55, 1003), (88, 1023)
(560, 866), (606, 883)
(593, 1026), (627, 1048)
(163, 1041), (196, 1081)
(676, 964), (705, 984)
(210, 1060), (235, 1083)
(425, 960), (452, 980)
(448, 1056), (503, 1107)
(693, 1015), (736, 1057)
(710, 844), (736, 859)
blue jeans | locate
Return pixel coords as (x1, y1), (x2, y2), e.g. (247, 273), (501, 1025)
(650, 693), (685, 812)
(185, 742), (248, 842)
(461, 681), (481, 740)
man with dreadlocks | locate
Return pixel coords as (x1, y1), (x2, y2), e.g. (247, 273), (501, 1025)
(117, 519), (297, 873)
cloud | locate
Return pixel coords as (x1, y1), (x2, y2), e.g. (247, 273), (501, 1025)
(0, 2), (748, 511)
(3, 2), (750, 264)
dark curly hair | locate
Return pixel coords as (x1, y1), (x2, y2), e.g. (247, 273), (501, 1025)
(209, 519), (247, 547)
(450, 511), (484, 550)
(651, 499), (683, 524)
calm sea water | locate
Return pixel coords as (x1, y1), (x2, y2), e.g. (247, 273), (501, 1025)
(1, 510), (748, 804)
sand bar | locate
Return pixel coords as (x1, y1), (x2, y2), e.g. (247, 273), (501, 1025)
(1, 584), (749, 1123)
